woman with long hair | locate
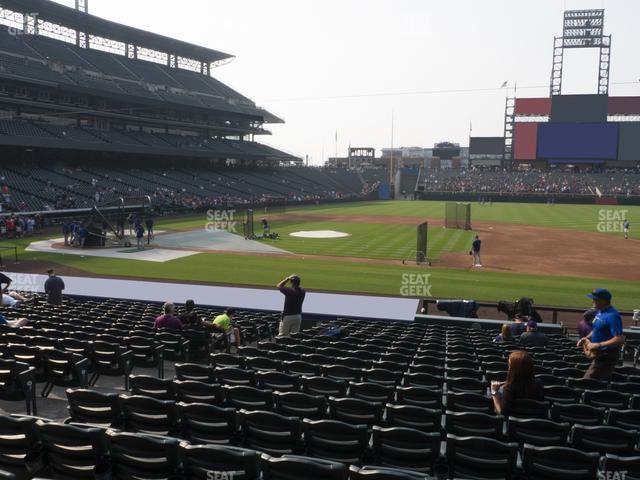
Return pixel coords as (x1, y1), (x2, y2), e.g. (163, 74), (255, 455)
(491, 350), (544, 416)
(493, 324), (512, 343)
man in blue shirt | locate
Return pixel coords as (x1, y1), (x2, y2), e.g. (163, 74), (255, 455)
(471, 235), (482, 268)
(578, 288), (625, 380)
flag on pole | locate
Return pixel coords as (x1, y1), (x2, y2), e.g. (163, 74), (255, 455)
(595, 187), (603, 198)
(500, 81), (508, 88)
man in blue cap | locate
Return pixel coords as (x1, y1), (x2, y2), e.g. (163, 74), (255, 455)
(578, 288), (625, 380)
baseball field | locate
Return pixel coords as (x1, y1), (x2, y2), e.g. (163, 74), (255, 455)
(11, 200), (640, 310)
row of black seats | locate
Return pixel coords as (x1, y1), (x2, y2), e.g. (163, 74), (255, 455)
(0, 414), (636, 480)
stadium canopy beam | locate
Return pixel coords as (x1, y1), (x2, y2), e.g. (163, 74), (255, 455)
(0, 0), (233, 65)
(550, 9), (611, 96)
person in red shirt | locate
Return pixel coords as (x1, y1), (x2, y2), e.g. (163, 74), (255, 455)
(154, 302), (183, 330)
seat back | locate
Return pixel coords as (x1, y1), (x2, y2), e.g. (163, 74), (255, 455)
(445, 411), (504, 439)
(104, 430), (181, 479)
(261, 454), (348, 480)
(328, 397), (384, 427)
(445, 434), (518, 480)
(119, 394), (177, 436)
(239, 410), (302, 456)
(303, 419), (369, 465)
(176, 402), (237, 445)
(521, 444), (599, 480)
(506, 417), (570, 447)
(129, 375), (175, 400)
(385, 404), (441, 432)
(571, 425), (638, 455)
(173, 379), (223, 405)
(179, 443), (260, 480)
(371, 426), (440, 473)
(66, 389), (121, 428)
(273, 391), (327, 420)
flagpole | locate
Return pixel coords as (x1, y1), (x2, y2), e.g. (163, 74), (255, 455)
(390, 108), (395, 188)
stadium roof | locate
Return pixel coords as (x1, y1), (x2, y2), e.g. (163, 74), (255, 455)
(1, 0), (233, 63)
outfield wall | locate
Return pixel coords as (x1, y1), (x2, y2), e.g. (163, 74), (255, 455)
(416, 191), (640, 206)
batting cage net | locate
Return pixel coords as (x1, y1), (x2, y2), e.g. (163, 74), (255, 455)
(445, 202), (472, 230)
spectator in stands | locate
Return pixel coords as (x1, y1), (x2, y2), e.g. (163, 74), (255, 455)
(179, 299), (201, 327)
(127, 214), (134, 235)
(44, 269), (65, 305)
(519, 320), (548, 347)
(277, 274), (306, 336)
(471, 235), (482, 267)
(154, 302), (183, 330)
(493, 324), (512, 343)
(116, 216), (125, 237)
(579, 288), (625, 381)
(578, 308), (597, 339)
(0, 312), (28, 328)
(510, 315), (527, 337)
(212, 308), (241, 349)
(491, 350), (544, 416)
(0, 272), (26, 306)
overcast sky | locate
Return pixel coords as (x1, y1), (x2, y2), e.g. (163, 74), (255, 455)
(51, 0), (640, 164)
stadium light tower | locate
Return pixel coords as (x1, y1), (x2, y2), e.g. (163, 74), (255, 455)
(550, 9), (611, 96)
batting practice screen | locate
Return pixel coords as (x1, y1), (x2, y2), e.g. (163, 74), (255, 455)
(445, 203), (471, 230)
(417, 222), (428, 263)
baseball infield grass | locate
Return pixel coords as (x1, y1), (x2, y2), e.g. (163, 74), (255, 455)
(8, 200), (640, 310)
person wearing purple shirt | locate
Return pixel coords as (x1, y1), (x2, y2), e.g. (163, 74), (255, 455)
(154, 302), (183, 330)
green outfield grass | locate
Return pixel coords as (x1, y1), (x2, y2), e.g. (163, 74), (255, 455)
(7, 200), (639, 310)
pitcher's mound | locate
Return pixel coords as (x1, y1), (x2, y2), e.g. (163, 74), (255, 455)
(290, 230), (350, 238)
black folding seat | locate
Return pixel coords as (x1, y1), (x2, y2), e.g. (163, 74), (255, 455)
(181, 327), (212, 360)
(334, 357), (372, 370)
(215, 367), (257, 387)
(550, 403), (605, 426)
(601, 454), (640, 480)
(176, 402), (238, 445)
(371, 426), (440, 474)
(402, 373), (444, 390)
(210, 353), (245, 369)
(287, 344), (314, 355)
(385, 404), (440, 433)
(40, 349), (89, 398)
(566, 377), (608, 391)
(409, 360), (446, 375)
(175, 362), (216, 382)
(611, 382), (640, 396)
(571, 425), (638, 455)
(582, 389), (631, 409)
(103, 430), (181, 479)
(349, 465), (431, 480)
(322, 365), (363, 383)
(65, 389), (121, 428)
(129, 375), (175, 401)
(244, 357), (283, 372)
(155, 331), (188, 361)
(27, 422), (107, 479)
(543, 385), (582, 404)
(317, 347), (344, 358)
(506, 417), (570, 447)
(446, 377), (487, 395)
(446, 391), (493, 414)
(283, 360), (322, 377)
(349, 382), (395, 404)
(348, 350), (381, 362)
(447, 358), (479, 370)
(268, 350), (300, 362)
(255, 371), (301, 393)
(507, 399), (550, 419)
(89, 341), (133, 390)
(302, 376), (348, 397)
(173, 379), (223, 405)
(445, 434), (518, 480)
(303, 419), (369, 465)
(537, 373), (567, 387)
(223, 385), (274, 410)
(261, 454), (347, 480)
(0, 359), (37, 415)
(631, 395), (640, 410)
(395, 386), (442, 410)
(238, 410), (303, 456)
(179, 443), (260, 480)
(57, 337), (93, 357)
(445, 411), (504, 439)
(521, 444), (599, 480)
(0, 415), (37, 478)
(124, 336), (164, 377)
(328, 397), (384, 427)
(118, 394), (177, 436)
(0, 469), (14, 480)
(273, 391), (327, 420)
(362, 369), (402, 388)
(3, 344), (46, 382)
